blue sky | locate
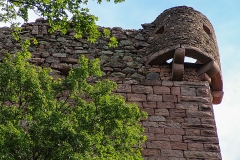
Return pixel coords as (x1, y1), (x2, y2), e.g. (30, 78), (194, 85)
(1, 0), (239, 159)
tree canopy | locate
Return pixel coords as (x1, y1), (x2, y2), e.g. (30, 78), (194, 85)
(0, 0), (147, 159)
(0, 0), (124, 43)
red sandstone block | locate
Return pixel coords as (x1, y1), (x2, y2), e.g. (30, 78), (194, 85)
(149, 115), (166, 122)
(155, 134), (182, 142)
(196, 87), (210, 96)
(157, 102), (175, 109)
(163, 95), (178, 102)
(144, 133), (155, 140)
(132, 85), (153, 94)
(142, 121), (158, 127)
(141, 79), (162, 86)
(182, 123), (215, 129)
(175, 102), (198, 110)
(161, 149), (183, 157)
(188, 143), (203, 151)
(199, 104), (212, 111)
(170, 109), (186, 117)
(183, 136), (219, 143)
(147, 95), (163, 102)
(184, 118), (201, 123)
(165, 128), (185, 135)
(142, 149), (160, 156)
(116, 84), (131, 93)
(141, 108), (155, 115)
(108, 77), (122, 83)
(153, 86), (170, 94)
(162, 81), (173, 86)
(166, 117), (184, 123)
(185, 129), (200, 136)
(155, 109), (169, 116)
(127, 93), (146, 101)
(160, 77), (171, 81)
(143, 102), (157, 108)
(171, 142), (187, 150)
(201, 118), (216, 124)
(146, 141), (171, 149)
(201, 130), (217, 136)
(158, 122), (181, 129)
(187, 111), (213, 118)
(149, 127), (164, 134)
(204, 144), (220, 152)
(184, 151), (221, 159)
(171, 87), (180, 95)
(134, 102), (143, 108)
(123, 79), (139, 84)
(181, 87), (196, 96)
(180, 96), (211, 103)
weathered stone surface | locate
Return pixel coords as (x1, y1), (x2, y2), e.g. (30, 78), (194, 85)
(175, 103), (198, 110)
(153, 86), (170, 94)
(149, 115), (166, 122)
(171, 142), (187, 150)
(188, 143), (203, 151)
(143, 102), (157, 108)
(52, 53), (67, 58)
(155, 134), (182, 142)
(148, 127), (164, 134)
(161, 150), (183, 157)
(181, 87), (196, 96)
(184, 151), (221, 159)
(163, 95), (178, 102)
(141, 79), (162, 86)
(157, 102), (175, 109)
(171, 87), (180, 95)
(46, 56), (60, 63)
(204, 144), (220, 151)
(183, 136), (219, 143)
(165, 128), (185, 135)
(146, 72), (160, 80)
(146, 141), (171, 149)
(180, 96), (211, 103)
(182, 123), (215, 129)
(147, 95), (163, 102)
(132, 85), (153, 94)
(127, 94), (146, 102)
(155, 109), (169, 116)
(117, 84), (131, 93)
(142, 149), (160, 156)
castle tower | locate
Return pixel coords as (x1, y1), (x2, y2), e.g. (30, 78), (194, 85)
(0, 6), (223, 160)
(139, 6), (223, 159)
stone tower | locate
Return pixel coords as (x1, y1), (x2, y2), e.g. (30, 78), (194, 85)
(0, 6), (223, 160)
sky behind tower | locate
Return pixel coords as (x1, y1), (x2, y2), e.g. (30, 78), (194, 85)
(0, 0), (239, 159)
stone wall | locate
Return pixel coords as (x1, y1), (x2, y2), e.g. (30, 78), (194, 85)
(0, 6), (222, 160)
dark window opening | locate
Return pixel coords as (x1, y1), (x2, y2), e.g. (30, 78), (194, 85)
(155, 26), (165, 34)
(203, 24), (211, 35)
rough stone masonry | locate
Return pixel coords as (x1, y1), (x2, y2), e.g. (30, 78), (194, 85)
(0, 6), (223, 160)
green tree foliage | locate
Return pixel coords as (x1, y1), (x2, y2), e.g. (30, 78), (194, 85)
(0, 0), (147, 159)
(0, 0), (121, 44)
(0, 39), (146, 159)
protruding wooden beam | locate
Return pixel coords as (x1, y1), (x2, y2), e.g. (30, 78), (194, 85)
(171, 48), (185, 81)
